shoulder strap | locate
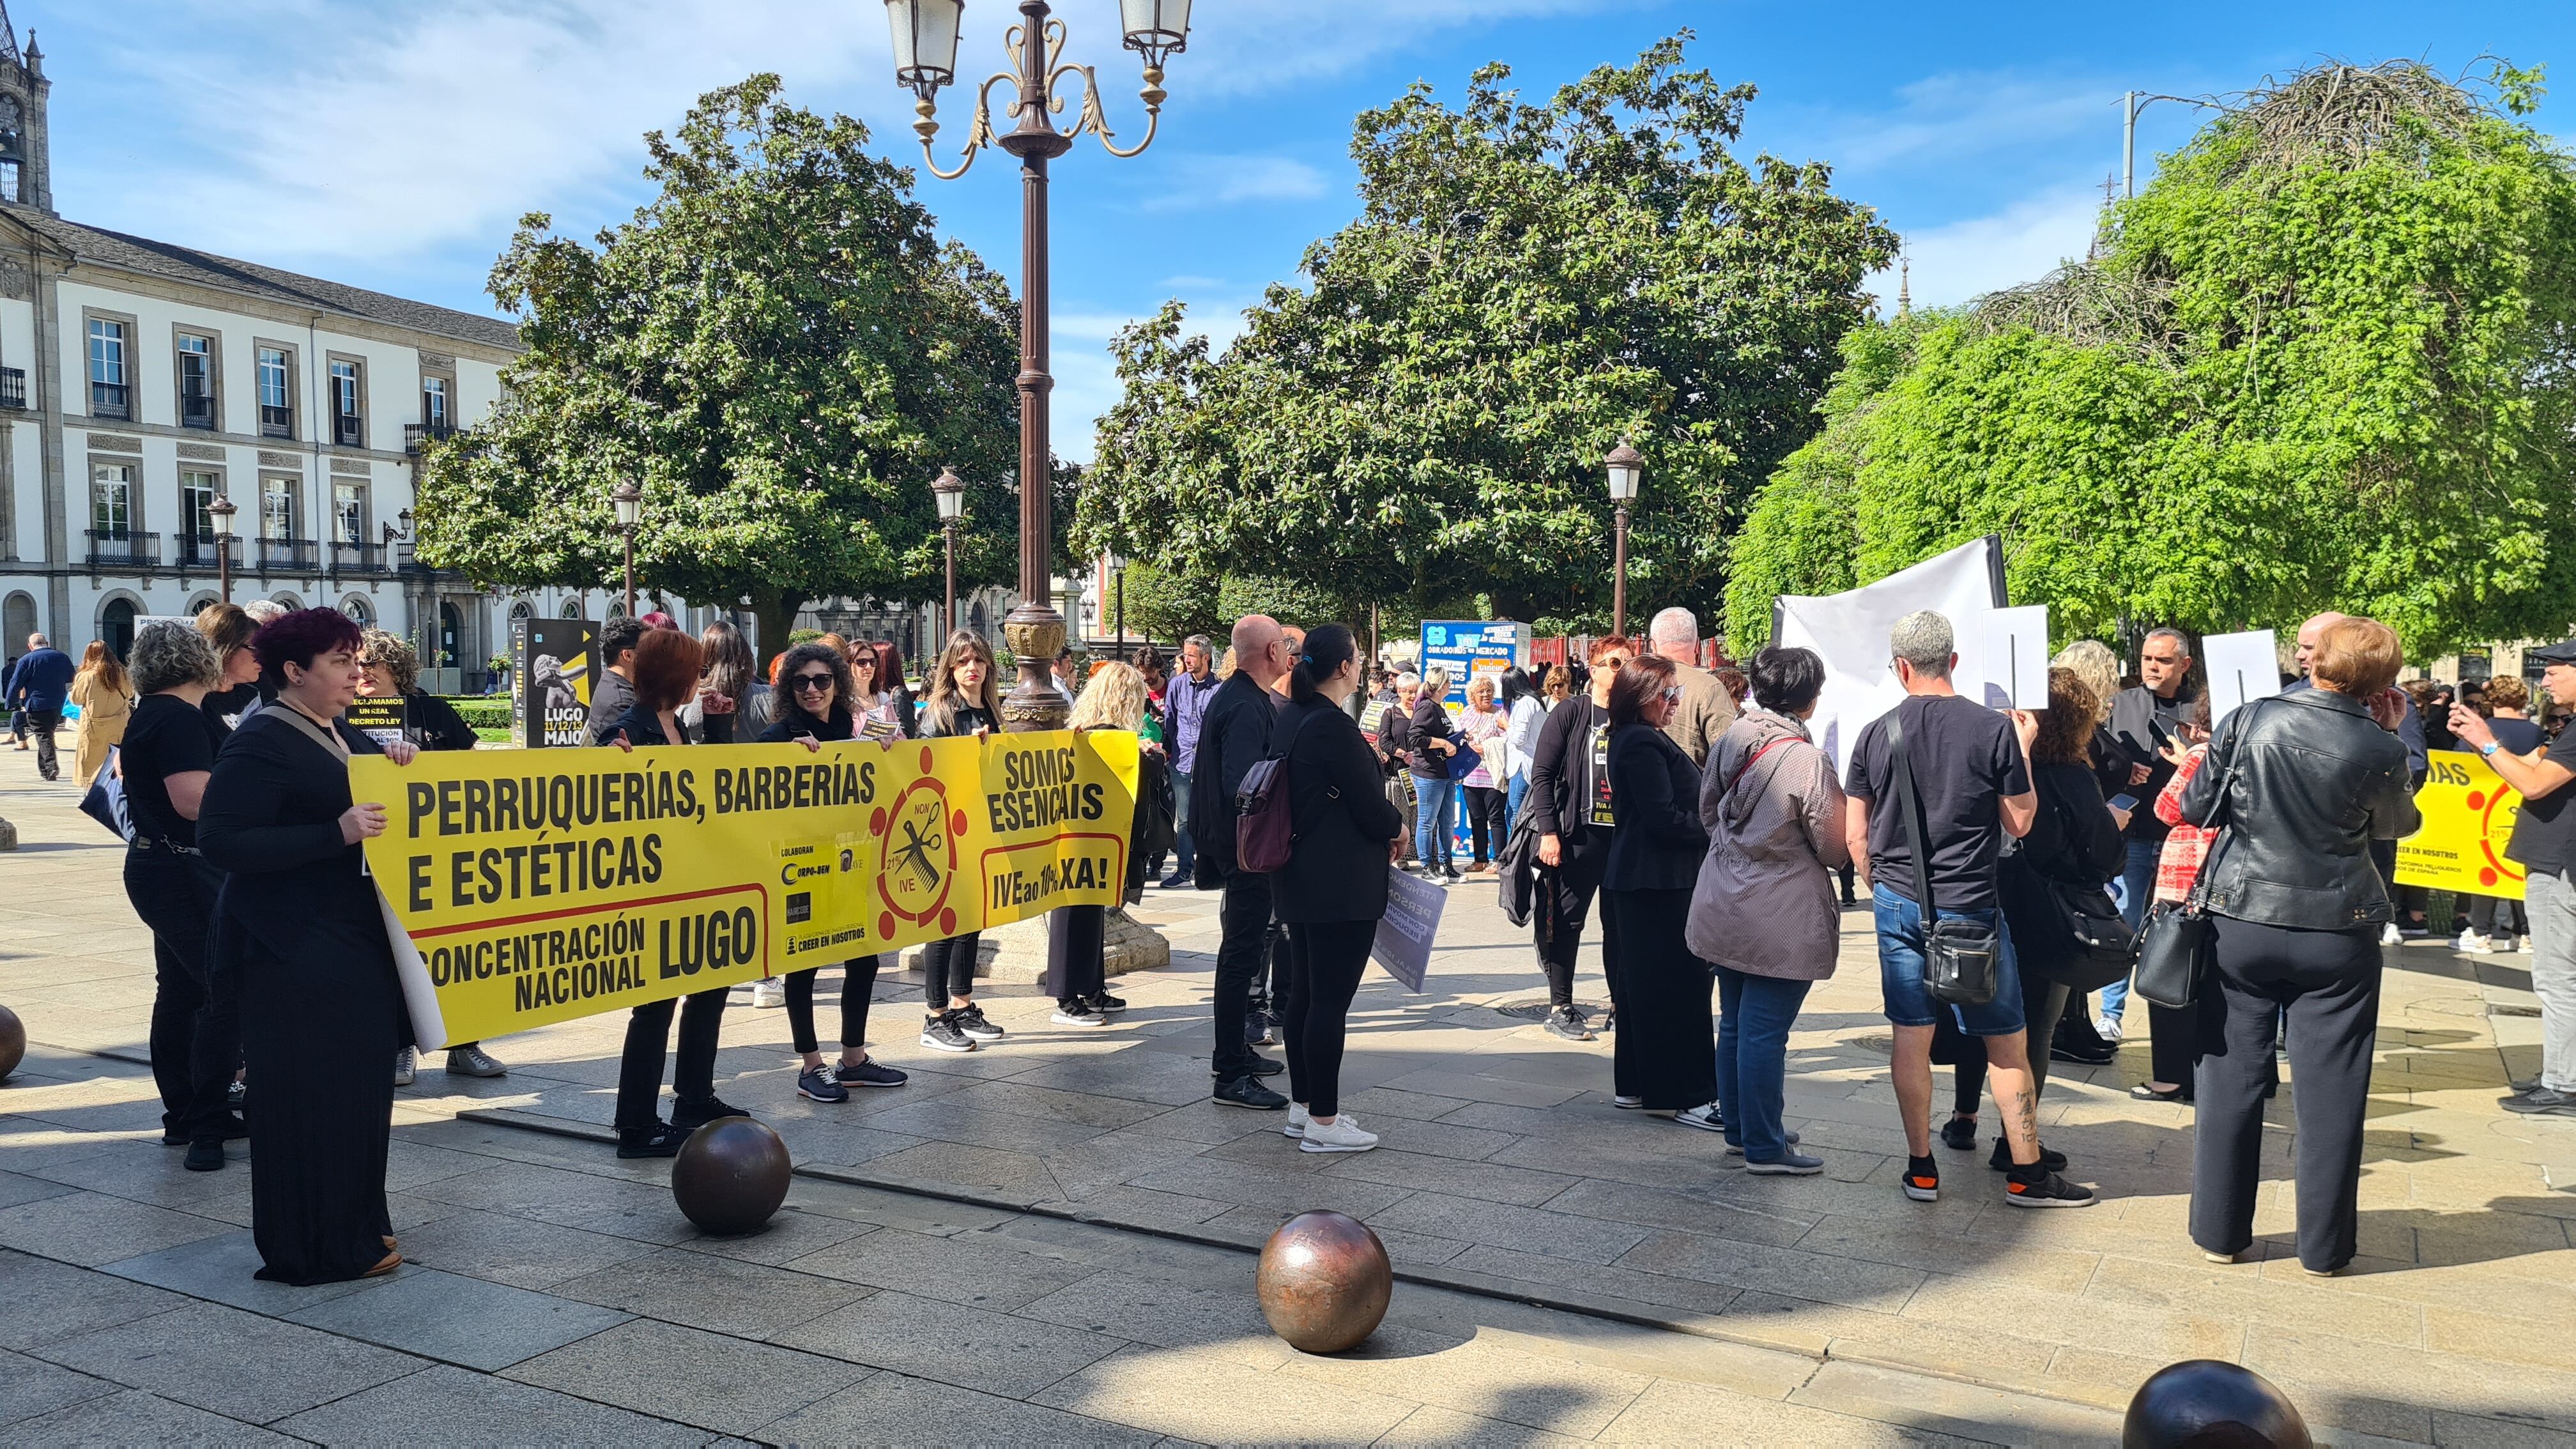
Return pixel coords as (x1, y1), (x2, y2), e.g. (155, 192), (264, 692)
(2184, 698), (2265, 908)
(1889, 709), (1940, 924)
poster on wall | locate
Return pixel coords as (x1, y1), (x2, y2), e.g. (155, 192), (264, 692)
(516, 617), (600, 749)
(1418, 620), (1530, 710)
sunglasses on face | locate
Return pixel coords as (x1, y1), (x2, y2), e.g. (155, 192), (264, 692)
(792, 673), (836, 693)
(1660, 687), (1682, 704)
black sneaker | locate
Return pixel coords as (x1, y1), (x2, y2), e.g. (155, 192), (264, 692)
(617, 1122), (689, 1158)
(183, 1138), (226, 1172)
(1938, 1117), (1979, 1151)
(1089, 990), (1126, 1013)
(797, 1066), (849, 1103)
(954, 1004), (1006, 1041)
(1545, 1006), (1593, 1041)
(1052, 1000), (1108, 1027)
(1213, 1075), (1288, 1110)
(1158, 871), (1192, 889)
(835, 1059), (908, 1089)
(1989, 1138), (2069, 1173)
(1248, 1009), (1280, 1046)
(2502, 1086), (2576, 1116)
(671, 1095), (749, 1131)
(2004, 1168), (2097, 1208)
(1901, 1155), (1940, 1202)
(920, 1014), (976, 1053)
(1248, 1053), (1285, 1077)
(2049, 1041), (2115, 1066)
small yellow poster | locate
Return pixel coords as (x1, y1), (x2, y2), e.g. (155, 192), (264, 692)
(2395, 749), (2526, 901)
(353, 731), (1140, 1046)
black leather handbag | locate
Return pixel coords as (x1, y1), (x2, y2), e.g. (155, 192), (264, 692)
(2131, 703), (2262, 1010)
(1890, 713), (1998, 1006)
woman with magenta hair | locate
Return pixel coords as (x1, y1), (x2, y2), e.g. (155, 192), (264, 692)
(199, 609), (420, 1284)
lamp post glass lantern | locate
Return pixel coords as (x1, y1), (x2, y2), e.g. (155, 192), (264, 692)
(883, 0), (1190, 730)
(208, 493), (238, 604)
(611, 481), (642, 618)
(1604, 441), (1643, 638)
(932, 466), (966, 643)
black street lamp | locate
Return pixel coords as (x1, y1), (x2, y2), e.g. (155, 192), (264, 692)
(883, 0), (1192, 730)
(611, 480), (642, 618)
(207, 494), (238, 604)
(1604, 440), (1643, 638)
(932, 466), (966, 641)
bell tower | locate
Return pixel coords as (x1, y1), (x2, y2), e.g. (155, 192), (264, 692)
(0, 4), (49, 213)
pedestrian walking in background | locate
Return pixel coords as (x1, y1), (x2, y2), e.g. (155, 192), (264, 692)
(4, 631), (73, 779)
(1689, 645), (1844, 1174)
(67, 640), (132, 786)
(1525, 637), (1633, 1042)
(1458, 675), (1508, 872)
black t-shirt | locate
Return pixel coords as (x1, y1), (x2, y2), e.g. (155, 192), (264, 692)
(124, 694), (222, 847)
(1845, 693), (2032, 912)
(2506, 724), (2576, 875)
(201, 682), (261, 739)
(2490, 717), (2546, 757)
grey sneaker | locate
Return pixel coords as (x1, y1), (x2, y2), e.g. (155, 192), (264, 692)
(919, 1014), (976, 1053)
(444, 1043), (507, 1078)
(1544, 1006), (1593, 1041)
(392, 1046), (416, 1087)
(954, 1004), (1006, 1041)
(2501, 1086), (2576, 1116)
(1745, 1151), (1824, 1176)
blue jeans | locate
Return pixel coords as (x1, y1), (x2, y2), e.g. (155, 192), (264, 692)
(1413, 775), (1458, 868)
(1715, 966), (1813, 1163)
(2100, 838), (2163, 1022)
(1871, 883), (2026, 1035)
(1506, 773), (1529, 832)
(1170, 768), (1195, 877)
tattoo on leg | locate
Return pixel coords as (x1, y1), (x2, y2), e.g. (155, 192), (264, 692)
(2007, 1082), (2039, 1155)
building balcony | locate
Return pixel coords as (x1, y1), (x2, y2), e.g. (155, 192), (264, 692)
(0, 367), (24, 410)
(403, 422), (457, 454)
(333, 413), (365, 448)
(254, 537), (318, 570)
(181, 391), (217, 429)
(260, 405), (293, 439)
(174, 535), (236, 570)
(330, 540), (386, 573)
(85, 530), (158, 568)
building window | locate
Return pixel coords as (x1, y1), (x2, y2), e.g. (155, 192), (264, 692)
(261, 477), (298, 540)
(92, 463), (134, 536)
(422, 375), (451, 430)
(258, 347), (294, 438)
(342, 595), (374, 626)
(330, 359), (364, 447)
(182, 471), (222, 554)
(332, 482), (367, 544)
(177, 334), (217, 429)
(88, 318), (130, 418)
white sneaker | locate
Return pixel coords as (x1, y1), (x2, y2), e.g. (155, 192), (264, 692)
(1671, 1103), (1726, 1133)
(2457, 930), (2494, 954)
(2518, 935), (2535, 954)
(2095, 1015), (2124, 1043)
(1299, 1113), (1379, 1153)
(392, 1046), (416, 1087)
(751, 978), (786, 1008)
(1612, 1094), (1644, 1109)
(1283, 1102), (1310, 1138)
(2380, 923), (2402, 946)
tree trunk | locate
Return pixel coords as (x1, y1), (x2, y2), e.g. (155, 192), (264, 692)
(749, 588), (802, 676)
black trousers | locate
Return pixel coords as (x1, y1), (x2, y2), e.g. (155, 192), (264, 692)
(2147, 998), (2200, 1090)
(1282, 919), (1375, 1118)
(1461, 785), (1505, 865)
(920, 933), (981, 1008)
(126, 850), (238, 1142)
(1600, 887), (1712, 1110)
(1213, 868), (1273, 1080)
(26, 707), (59, 779)
(1046, 907), (1105, 1004)
(1533, 848), (1609, 1009)
(786, 955), (882, 1054)
(1249, 915), (1285, 1007)
(615, 986), (727, 1130)
(2193, 916), (2382, 1272)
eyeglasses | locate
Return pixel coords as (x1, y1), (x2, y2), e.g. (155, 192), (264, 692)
(1660, 687), (1682, 704)
(791, 673), (836, 693)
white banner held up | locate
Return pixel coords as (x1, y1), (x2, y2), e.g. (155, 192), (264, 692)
(1979, 606), (2051, 710)
(1775, 536), (2009, 772)
(2200, 629), (2283, 724)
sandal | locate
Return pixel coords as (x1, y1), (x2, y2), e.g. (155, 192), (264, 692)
(365, 1249), (403, 1278)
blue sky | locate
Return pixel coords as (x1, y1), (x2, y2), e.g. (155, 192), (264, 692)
(29, 1), (2576, 461)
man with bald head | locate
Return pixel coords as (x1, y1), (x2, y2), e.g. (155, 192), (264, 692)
(1192, 614), (1292, 1108)
(2290, 610), (2428, 939)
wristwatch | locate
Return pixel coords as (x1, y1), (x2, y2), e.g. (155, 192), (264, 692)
(2480, 740), (2502, 758)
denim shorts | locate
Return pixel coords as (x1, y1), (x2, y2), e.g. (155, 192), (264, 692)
(1872, 882), (2027, 1036)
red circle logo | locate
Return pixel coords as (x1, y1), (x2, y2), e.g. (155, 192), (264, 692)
(875, 777), (960, 928)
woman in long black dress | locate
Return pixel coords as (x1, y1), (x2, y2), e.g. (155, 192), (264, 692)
(1598, 654), (1721, 1122)
(197, 609), (419, 1284)
(1048, 663), (1174, 1025)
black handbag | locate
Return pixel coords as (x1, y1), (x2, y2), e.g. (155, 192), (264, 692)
(2131, 702), (2262, 1009)
(2044, 878), (2136, 992)
(1889, 712), (1998, 1006)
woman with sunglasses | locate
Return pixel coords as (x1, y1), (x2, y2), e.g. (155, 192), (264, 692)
(914, 631), (1007, 1052)
(761, 642), (910, 1101)
(1600, 654), (1720, 1128)
(1522, 636), (1634, 1043)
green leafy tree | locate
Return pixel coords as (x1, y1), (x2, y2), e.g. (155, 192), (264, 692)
(1731, 61), (2576, 659)
(1078, 34), (1894, 631)
(413, 76), (1021, 663)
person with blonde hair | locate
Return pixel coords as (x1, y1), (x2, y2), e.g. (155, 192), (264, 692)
(195, 603), (265, 737)
(68, 640), (132, 785)
(916, 630), (1008, 1053)
(1049, 662), (1176, 1024)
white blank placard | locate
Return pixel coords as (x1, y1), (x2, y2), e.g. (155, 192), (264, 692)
(1978, 606), (2051, 709)
(2201, 629), (2282, 724)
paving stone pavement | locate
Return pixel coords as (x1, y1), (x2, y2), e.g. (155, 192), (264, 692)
(4, 755), (2574, 1445)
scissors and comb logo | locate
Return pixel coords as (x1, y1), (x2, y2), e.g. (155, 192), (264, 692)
(873, 746), (967, 939)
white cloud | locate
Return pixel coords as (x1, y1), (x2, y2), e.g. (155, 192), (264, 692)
(1136, 153), (1333, 211)
(1866, 184), (2105, 313)
(1793, 73), (2122, 176)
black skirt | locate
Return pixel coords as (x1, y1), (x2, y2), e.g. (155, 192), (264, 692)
(1045, 905), (1107, 1001)
(1603, 887), (1717, 1111)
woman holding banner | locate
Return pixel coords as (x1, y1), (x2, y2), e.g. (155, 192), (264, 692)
(602, 627), (748, 1155)
(916, 631), (1007, 1053)
(1048, 662), (1172, 1026)
(760, 641), (910, 1102)
(197, 609), (419, 1284)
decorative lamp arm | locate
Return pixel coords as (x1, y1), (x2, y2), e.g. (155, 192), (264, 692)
(1051, 62), (1165, 158)
(917, 71), (1014, 180)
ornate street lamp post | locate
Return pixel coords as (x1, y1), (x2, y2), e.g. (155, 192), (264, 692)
(207, 494), (238, 604)
(611, 480), (642, 618)
(883, 0), (1192, 730)
(1604, 440), (1643, 638)
(931, 466), (967, 641)
(1110, 551), (1126, 660)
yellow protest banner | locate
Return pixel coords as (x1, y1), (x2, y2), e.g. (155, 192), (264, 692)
(353, 731), (1140, 1047)
(2395, 748), (2526, 901)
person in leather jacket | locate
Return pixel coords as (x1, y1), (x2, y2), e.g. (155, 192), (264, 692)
(2175, 616), (2418, 1276)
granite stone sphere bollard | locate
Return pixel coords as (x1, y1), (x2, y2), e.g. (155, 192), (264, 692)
(670, 1117), (791, 1235)
(0, 1002), (23, 1082)
(2124, 1359), (2312, 1448)
(1257, 1210), (1392, 1354)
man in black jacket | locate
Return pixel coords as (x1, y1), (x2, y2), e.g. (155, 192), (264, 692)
(1193, 615), (1291, 1108)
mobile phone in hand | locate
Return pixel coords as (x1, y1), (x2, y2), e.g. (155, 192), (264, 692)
(2106, 793), (2139, 813)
